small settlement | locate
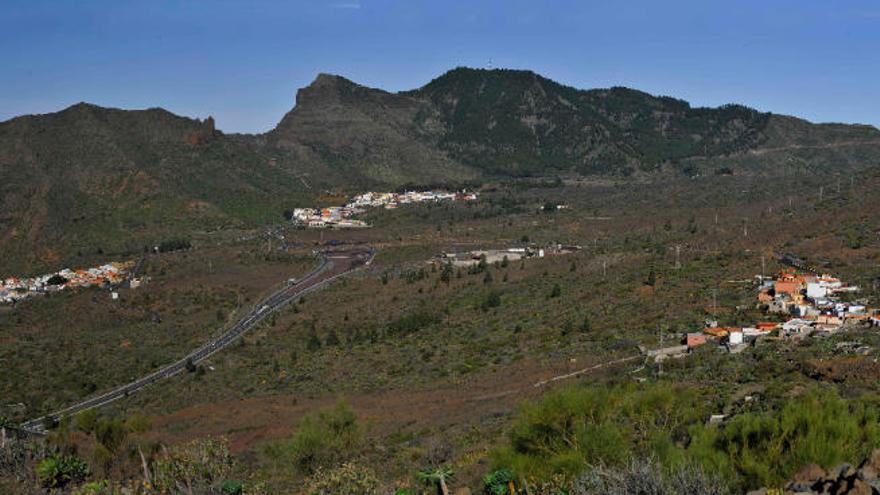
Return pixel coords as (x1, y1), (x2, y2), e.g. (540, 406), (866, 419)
(0, 262), (134, 305)
(437, 244), (581, 267)
(291, 190), (478, 228)
(678, 267), (877, 356)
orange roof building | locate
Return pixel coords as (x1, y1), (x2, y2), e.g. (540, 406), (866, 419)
(686, 333), (707, 347)
(704, 327), (732, 338)
(774, 280), (802, 296)
(758, 289), (774, 302)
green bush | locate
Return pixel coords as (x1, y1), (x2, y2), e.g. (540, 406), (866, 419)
(221, 479), (244, 494)
(483, 290), (502, 310)
(36, 455), (90, 488)
(387, 311), (443, 337)
(74, 409), (100, 433)
(493, 383), (880, 491)
(685, 389), (880, 489)
(290, 401), (362, 473)
(157, 238), (192, 253)
(483, 468), (516, 494)
(151, 437), (235, 493)
(94, 417), (128, 452)
(307, 462), (380, 495)
(492, 383), (705, 482)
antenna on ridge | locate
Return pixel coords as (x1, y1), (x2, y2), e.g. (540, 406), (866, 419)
(486, 59), (494, 69)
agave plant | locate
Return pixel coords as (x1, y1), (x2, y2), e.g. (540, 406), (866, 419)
(418, 466), (454, 495)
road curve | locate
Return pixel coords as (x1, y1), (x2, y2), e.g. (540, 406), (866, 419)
(20, 248), (375, 433)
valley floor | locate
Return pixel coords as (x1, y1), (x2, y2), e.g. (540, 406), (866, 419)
(4, 171), (880, 493)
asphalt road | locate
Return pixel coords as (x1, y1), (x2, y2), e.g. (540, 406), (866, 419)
(20, 248), (375, 433)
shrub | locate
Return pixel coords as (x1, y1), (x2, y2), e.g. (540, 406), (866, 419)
(307, 328), (322, 350)
(685, 388), (880, 490)
(307, 462), (381, 495)
(483, 290), (502, 310)
(221, 479), (244, 494)
(290, 401), (362, 473)
(151, 437), (235, 493)
(72, 480), (113, 494)
(94, 417), (128, 452)
(387, 311), (442, 337)
(74, 409), (100, 433)
(36, 455), (89, 488)
(579, 315), (591, 333)
(571, 458), (730, 495)
(492, 383), (703, 483)
(483, 468), (516, 494)
(157, 238), (192, 253)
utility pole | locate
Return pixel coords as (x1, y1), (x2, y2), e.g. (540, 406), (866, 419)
(712, 289), (717, 316)
(761, 253), (766, 281)
(602, 260), (607, 278)
(675, 245), (681, 269)
(657, 324), (663, 376)
(819, 186), (824, 202)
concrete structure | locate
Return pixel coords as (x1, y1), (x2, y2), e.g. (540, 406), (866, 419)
(728, 331), (743, 345)
(646, 345), (689, 362)
(807, 282), (827, 299)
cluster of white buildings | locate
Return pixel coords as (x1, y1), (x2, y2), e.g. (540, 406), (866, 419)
(437, 244), (580, 268)
(682, 268), (876, 353)
(291, 190), (478, 228)
(0, 262), (133, 304)
(757, 268), (873, 336)
(291, 206), (369, 229)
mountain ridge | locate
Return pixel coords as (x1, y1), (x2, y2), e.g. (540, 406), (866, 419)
(2, 66), (880, 272)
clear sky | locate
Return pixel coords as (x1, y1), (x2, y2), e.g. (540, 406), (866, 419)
(2, 0), (879, 133)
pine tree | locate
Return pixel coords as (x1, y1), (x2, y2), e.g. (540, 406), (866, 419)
(440, 262), (453, 284)
(579, 314), (591, 333)
(307, 328), (322, 351)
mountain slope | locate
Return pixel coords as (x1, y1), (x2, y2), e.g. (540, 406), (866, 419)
(266, 73), (479, 185)
(266, 67), (880, 179)
(408, 68), (772, 175)
(0, 103), (310, 273)
(2, 67), (880, 273)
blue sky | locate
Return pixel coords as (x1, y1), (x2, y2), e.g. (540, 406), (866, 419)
(2, 0), (879, 133)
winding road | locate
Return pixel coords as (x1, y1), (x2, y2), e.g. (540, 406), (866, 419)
(20, 248), (375, 433)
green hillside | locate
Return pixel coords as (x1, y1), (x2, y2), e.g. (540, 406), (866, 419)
(0, 103), (311, 274)
(2, 67), (879, 273)
(410, 68), (771, 175)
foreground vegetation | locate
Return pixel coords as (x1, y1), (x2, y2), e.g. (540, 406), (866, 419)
(3, 169), (880, 493)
